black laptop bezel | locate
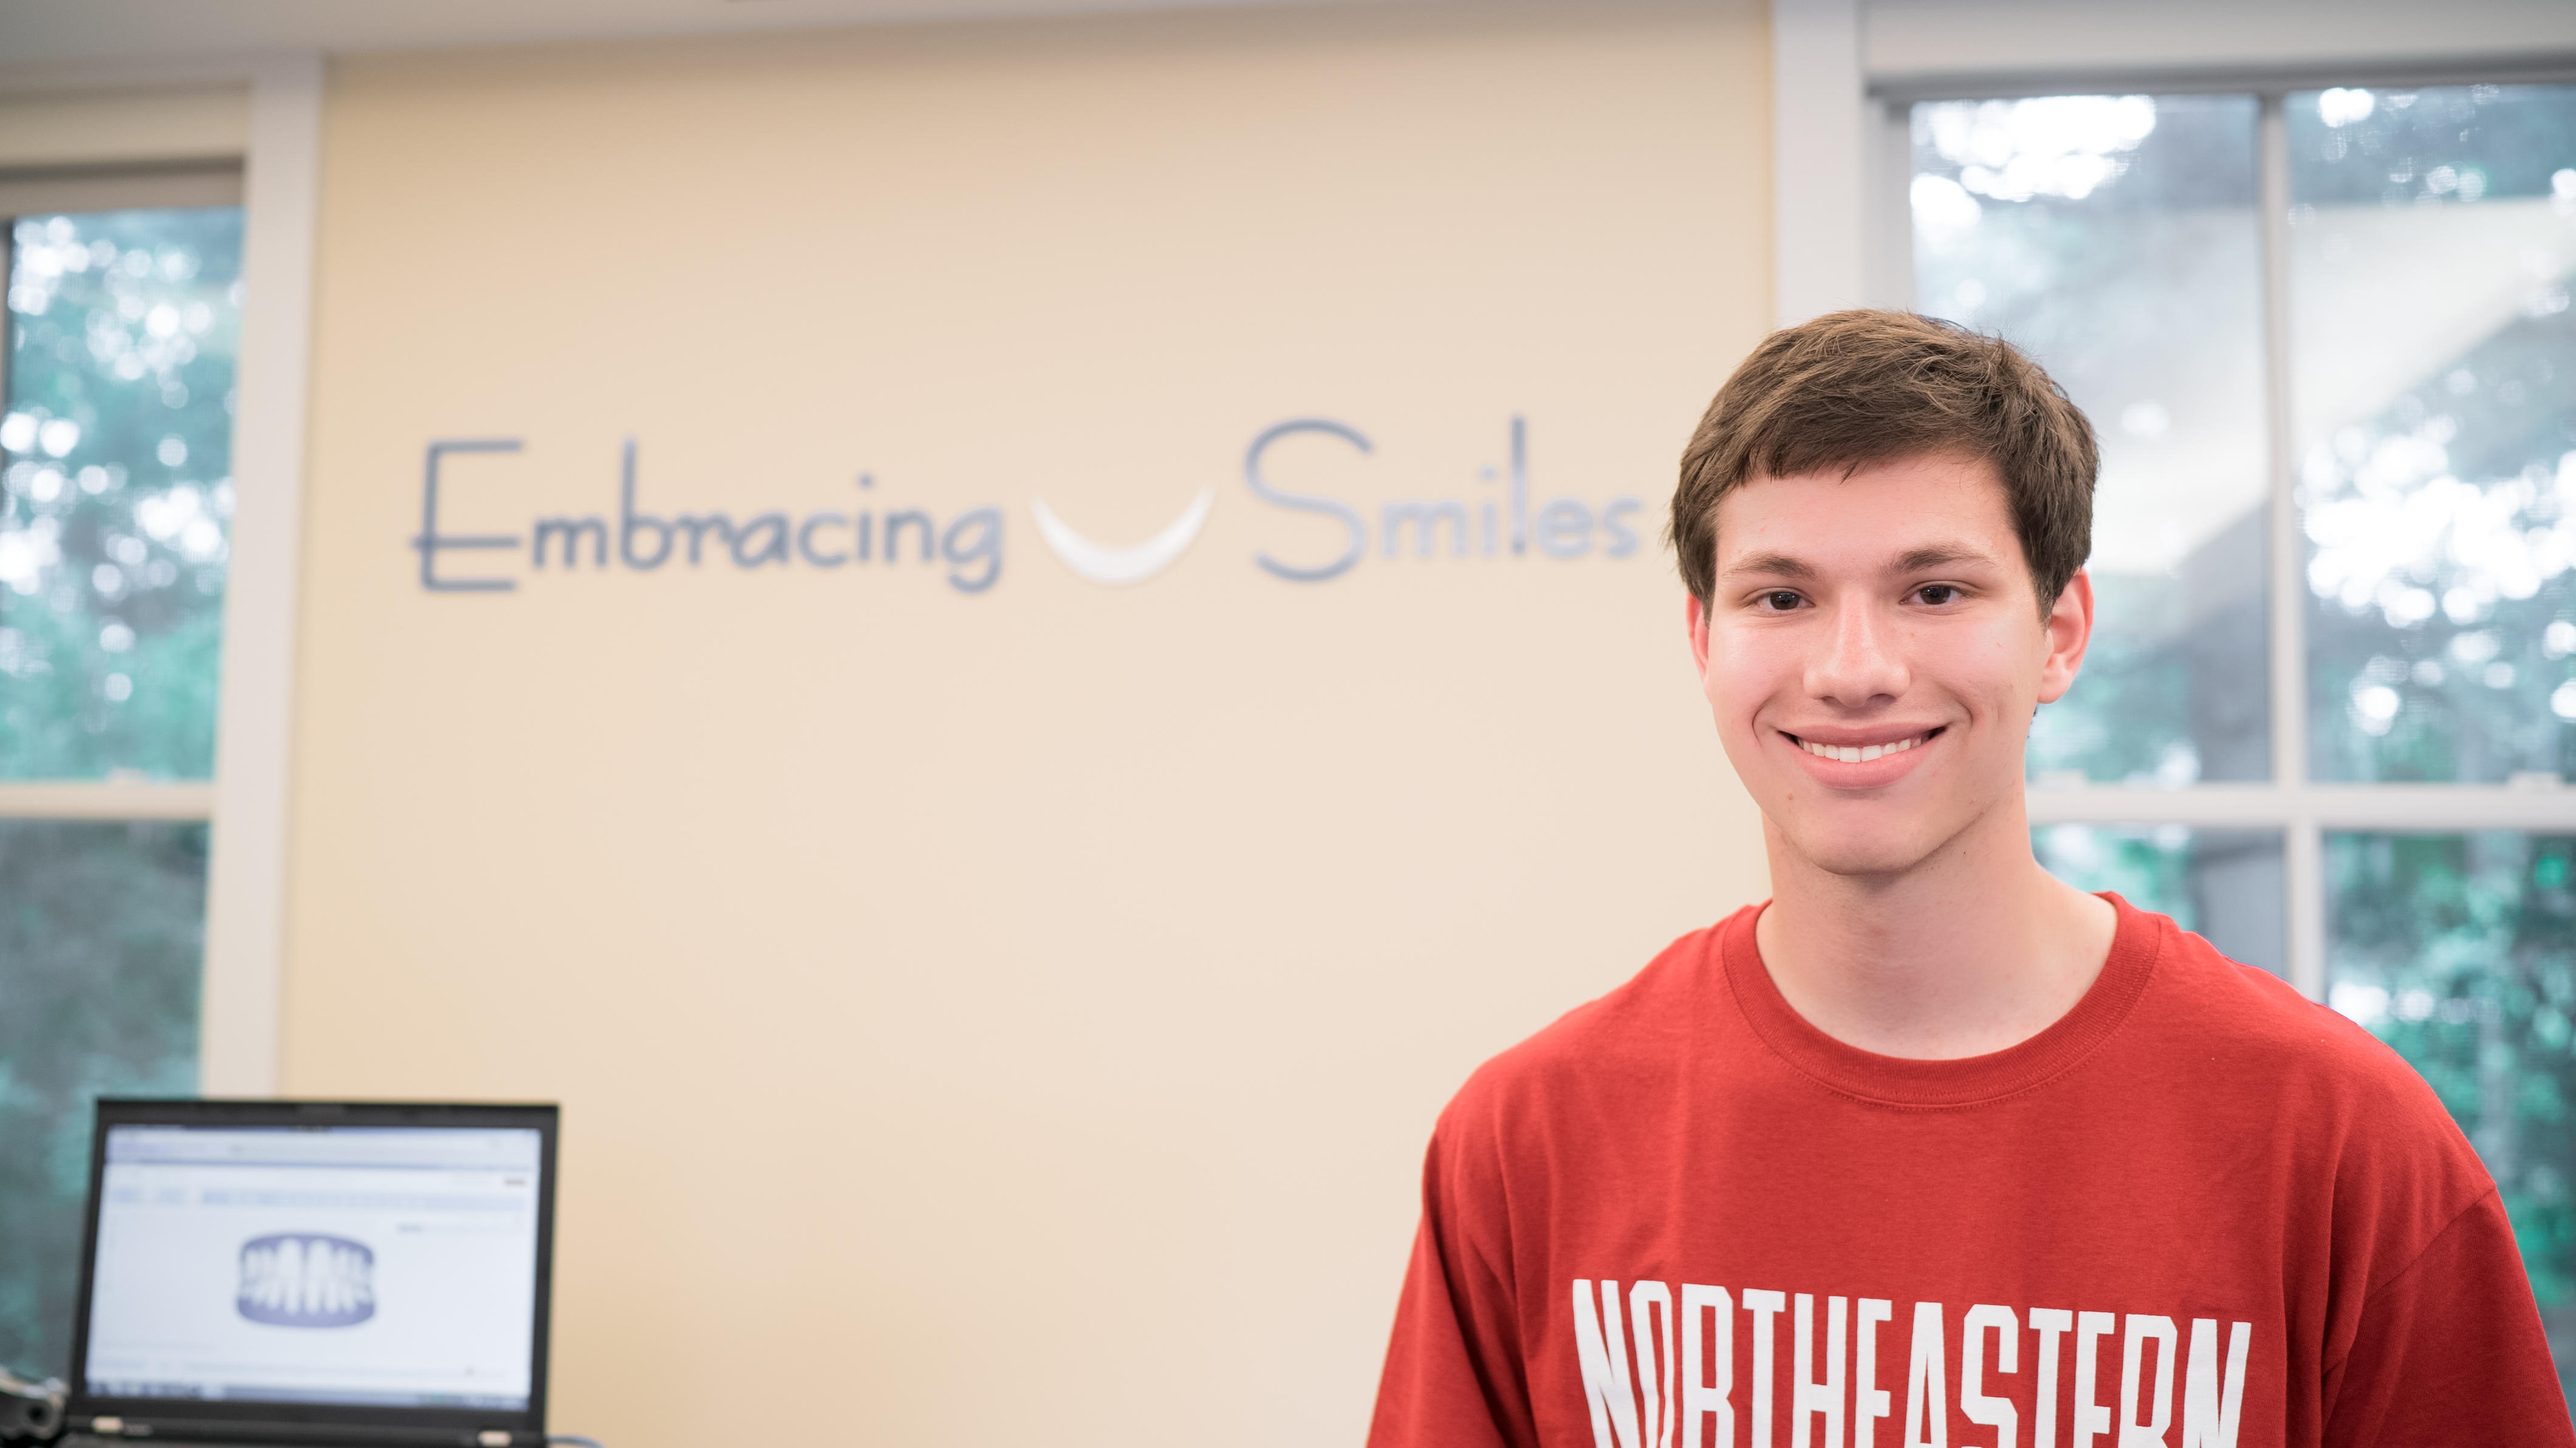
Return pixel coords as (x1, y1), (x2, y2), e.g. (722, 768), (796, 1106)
(67, 1098), (558, 1441)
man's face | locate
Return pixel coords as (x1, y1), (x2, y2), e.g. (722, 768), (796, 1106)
(1687, 452), (2092, 879)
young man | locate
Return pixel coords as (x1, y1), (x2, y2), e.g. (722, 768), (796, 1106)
(1366, 311), (2572, 1447)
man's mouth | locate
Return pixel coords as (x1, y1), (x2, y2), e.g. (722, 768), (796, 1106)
(1784, 728), (1943, 764)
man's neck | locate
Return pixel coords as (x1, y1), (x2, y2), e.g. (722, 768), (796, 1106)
(1752, 796), (2118, 1061)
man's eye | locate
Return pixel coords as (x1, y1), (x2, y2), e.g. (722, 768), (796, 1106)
(1761, 591), (1803, 611)
(1916, 584), (1960, 606)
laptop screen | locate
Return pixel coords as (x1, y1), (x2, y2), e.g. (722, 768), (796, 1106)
(81, 1122), (545, 1412)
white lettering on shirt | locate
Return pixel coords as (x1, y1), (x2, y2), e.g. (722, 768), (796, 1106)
(1682, 1285), (1735, 1448)
(1575, 1280), (1646, 1448)
(1857, 1299), (1897, 1448)
(1962, 1304), (2019, 1448)
(1634, 1280), (1677, 1448)
(2029, 1309), (2073, 1448)
(2179, 1319), (2250, 1448)
(2073, 1311), (2117, 1448)
(1905, 1302), (1950, 1448)
(1795, 1294), (1849, 1448)
(2120, 1315), (2177, 1448)
(1747, 1290), (1788, 1448)
(1568, 1281), (2252, 1448)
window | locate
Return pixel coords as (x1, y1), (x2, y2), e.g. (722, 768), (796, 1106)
(0, 193), (244, 1375)
(1914, 94), (2271, 789)
(2034, 825), (2287, 976)
(1902, 78), (2576, 1396)
(2326, 830), (2576, 1377)
(2290, 85), (2576, 784)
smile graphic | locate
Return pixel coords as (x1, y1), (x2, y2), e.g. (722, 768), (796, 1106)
(1029, 488), (1213, 586)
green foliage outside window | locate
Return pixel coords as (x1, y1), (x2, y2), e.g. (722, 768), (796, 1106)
(2328, 833), (2576, 1396)
(0, 821), (203, 1376)
(2034, 825), (2288, 978)
(2037, 824), (2207, 921)
(3, 208), (241, 780)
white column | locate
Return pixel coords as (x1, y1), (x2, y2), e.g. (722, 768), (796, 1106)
(201, 52), (322, 1096)
(1771, 0), (1868, 327)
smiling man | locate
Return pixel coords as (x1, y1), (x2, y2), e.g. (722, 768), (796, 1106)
(1366, 312), (2572, 1448)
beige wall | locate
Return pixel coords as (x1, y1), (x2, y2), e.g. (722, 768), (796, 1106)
(287, 5), (1772, 1444)
(0, 84), (247, 168)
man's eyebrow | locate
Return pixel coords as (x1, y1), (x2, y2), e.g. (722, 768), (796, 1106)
(1719, 551), (1814, 580)
(1896, 544), (2000, 572)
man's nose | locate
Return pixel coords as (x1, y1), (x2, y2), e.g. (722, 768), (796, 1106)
(1806, 599), (1909, 706)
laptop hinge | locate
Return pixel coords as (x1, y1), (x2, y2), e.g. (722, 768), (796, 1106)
(77, 1416), (536, 1447)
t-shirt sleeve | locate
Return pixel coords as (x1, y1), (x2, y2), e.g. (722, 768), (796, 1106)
(2322, 1187), (2575, 1446)
(1367, 1115), (1537, 1448)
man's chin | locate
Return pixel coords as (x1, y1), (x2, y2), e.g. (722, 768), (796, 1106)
(1769, 821), (1946, 881)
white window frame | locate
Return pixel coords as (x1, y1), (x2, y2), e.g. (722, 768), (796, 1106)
(1772, 2), (2576, 999)
(0, 55), (321, 1093)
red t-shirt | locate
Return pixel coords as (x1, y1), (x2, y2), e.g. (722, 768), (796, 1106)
(1369, 896), (2572, 1448)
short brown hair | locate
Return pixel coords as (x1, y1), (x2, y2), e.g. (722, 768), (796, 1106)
(1668, 309), (2097, 613)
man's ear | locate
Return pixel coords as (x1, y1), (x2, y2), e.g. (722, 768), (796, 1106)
(2036, 567), (2094, 705)
(1687, 592), (1713, 682)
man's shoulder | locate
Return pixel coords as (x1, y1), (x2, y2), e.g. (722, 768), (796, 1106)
(1432, 910), (1744, 1141)
(2126, 910), (2485, 1175)
(2136, 916), (2427, 1091)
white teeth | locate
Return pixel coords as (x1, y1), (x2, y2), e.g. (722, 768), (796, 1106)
(1798, 733), (1928, 762)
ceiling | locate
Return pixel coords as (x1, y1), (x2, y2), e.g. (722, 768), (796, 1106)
(0, 0), (1356, 75)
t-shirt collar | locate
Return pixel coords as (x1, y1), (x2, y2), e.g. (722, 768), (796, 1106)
(1719, 892), (2166, 1108)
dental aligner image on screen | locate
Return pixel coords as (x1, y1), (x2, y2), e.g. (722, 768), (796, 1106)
(236, 1234), (378, 1328)
(83, 1125), (541, 1409)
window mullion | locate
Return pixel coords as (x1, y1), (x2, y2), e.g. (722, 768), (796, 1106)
(2259, 92), (2306, 797)
(2256, 91), (2328, 999)
(0, 781), (217, 821)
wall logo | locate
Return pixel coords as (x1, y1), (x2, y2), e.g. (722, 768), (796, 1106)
(1029, 485), (1213, 586)
(411, 416), (1645, 594)
(237, 1233), (377, 1328)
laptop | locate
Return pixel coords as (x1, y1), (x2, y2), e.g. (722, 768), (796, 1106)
(61, 1099), (559, 1448)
